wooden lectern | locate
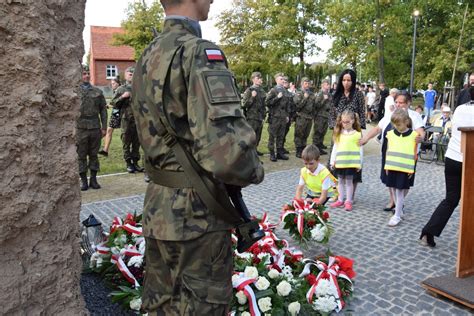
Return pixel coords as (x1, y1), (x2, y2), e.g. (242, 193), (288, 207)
(422, 127), (474, 309)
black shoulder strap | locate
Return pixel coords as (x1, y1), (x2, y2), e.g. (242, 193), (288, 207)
(149, 40), (244, 226)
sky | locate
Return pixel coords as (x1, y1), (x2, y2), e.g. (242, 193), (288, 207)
(83, 0), (332, 63)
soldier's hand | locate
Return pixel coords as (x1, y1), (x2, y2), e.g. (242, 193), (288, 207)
(101, 129), (106, 138)
(286, 116), (289, 123)
(304, 93), (309, 99)
(251, 90), (257, 97)
(122, 91), (131, 99)
(324, 94), (328, 100)
(277, 92), (283, 98)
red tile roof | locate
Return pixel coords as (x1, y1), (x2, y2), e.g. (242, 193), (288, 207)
(90, 26), (134, 61)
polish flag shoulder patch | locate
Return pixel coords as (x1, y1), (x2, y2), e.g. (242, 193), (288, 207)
(205, 49), (224, 62)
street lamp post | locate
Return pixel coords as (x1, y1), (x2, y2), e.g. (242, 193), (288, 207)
(409, 9), (420, 96)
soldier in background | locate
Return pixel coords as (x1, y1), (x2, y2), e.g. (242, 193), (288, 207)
(282, 77), (296, 154)
(242, 71), (266, 156)
(294, 77), (316, 158)
(77, 66), (107, 191)
(312, 80), (332, 155)
(110, 67), (143, 173)
(131, 0), (264, 314)
(266, 73), (290, 161)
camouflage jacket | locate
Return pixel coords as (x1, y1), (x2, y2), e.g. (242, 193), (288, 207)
(265, 85), (291, 118)
(132, 18), (264, 241)
(242, 85), (266, 121)
(110, 83), (134, 120)
(77, 84), (107, 129)
(314, 91), (332, 119)
(294, 89), (315, 119)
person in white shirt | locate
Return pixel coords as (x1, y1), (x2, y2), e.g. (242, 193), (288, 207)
(360, 92), (425, 212)
(365, 85), (376, 123)
(420, 87), (474, 247)
(383, 88), (399, 120)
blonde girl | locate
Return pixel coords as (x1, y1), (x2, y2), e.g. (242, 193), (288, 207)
(329, 110), (363, 211)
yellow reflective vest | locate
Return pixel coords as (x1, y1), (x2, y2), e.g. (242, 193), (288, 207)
(384, 130), (417, 174)
(301, 166), (337, 196)
(335, 131), (362, 169)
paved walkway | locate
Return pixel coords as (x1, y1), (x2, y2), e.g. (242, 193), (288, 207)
(81, 156), (471, 315)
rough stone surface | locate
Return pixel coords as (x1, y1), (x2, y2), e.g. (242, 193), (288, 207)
(0, 1), (87, 314)
(82, 156), (472, 315)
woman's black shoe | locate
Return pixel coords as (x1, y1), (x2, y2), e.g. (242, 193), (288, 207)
(383, 204), (395, 212)
(419, 232), (436, 247)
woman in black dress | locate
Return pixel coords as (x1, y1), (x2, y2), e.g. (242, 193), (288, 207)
(329, 69), (366, 198)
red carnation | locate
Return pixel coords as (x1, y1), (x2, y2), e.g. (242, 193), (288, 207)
(306, 274), (317, 285)
(336, 256), (356, 279)
(322, 212), (330, 220)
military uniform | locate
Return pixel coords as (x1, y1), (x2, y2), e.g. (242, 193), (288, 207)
(242, 82), (266, 150)
(265, 85), (291, 160)
(294, 88), (316, 157)
(312, 90), (332, 152)
(110, 81), (141, 172)
(132, 18), (264, 314)
(283, 88), (296, 154)
(76, 82), (107, 190)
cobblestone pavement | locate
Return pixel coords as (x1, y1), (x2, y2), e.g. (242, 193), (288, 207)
(81, 156), (471, 315)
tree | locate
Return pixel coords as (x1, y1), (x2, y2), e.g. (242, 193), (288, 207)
(112, 0), (165, 60)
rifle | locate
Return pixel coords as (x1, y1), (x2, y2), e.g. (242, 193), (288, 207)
(226, 184), (265, 253)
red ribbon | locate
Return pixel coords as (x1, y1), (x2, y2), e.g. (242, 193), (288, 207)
(232, 273), (261, 316)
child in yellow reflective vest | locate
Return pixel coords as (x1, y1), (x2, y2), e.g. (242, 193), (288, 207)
(329, 110), (363, 211)
(295, 144), (337, 205)
(384, 108), (418, 227)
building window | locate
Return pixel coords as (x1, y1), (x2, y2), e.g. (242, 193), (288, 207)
(106, 65), (118, 79)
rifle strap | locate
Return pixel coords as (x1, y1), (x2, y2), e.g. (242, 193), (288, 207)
(146, 39), (243, 226)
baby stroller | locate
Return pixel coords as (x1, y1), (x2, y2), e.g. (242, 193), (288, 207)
(419, 125), (451, 165)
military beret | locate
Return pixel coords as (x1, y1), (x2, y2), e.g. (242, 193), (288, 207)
(125, 66), (135, 73)
(251, 72), (262, 79)
(82, 65), (90, 72)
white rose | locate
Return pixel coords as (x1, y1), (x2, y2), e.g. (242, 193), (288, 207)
(255, 276), (270, 291)
(315, 279), (338, 297)
(241, 312), (251, 316)
(267, 269), (280, 279)
(244, 266), (259, 279)
(288, 301), (301, 315)
(257, 297), (272, 313)
(310, 224), (328, 242)
(235, 291), (247, 305)
(313, 295), (337, 313)
(276, 280), (292, 297)
(127, 255), (144, 268)
(129, 297), (142, 311)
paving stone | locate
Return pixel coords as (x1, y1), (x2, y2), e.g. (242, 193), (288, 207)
(82, 156), (473, 315)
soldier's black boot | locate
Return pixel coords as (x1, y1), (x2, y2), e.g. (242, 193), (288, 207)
(126, 159), (136, 173)
(80, 173), (88, 191)
(277, 149), (289, 160)
(296, 147), (304, 158)
(282, 147), (290, 154)
(319, 147), (328, 155)
(89, 170), (101, 189)
(133, 160), (144, 172)
(269, 150), (277, 162)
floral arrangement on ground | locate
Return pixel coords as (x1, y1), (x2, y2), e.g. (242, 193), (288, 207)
(87, 199), (355, 315)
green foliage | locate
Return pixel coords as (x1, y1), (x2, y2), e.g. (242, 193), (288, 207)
(112, 0), (165, 60)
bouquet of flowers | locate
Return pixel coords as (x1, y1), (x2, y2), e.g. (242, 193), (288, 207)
(281, 199), (332, 246)
(89, 213), (144, 311)
(298, 254), (356, 315)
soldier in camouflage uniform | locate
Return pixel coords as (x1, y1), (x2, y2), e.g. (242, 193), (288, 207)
(110, 67), (143, 173)
(312, 79), (332, 155)
(294, 77), (316, 158)
(131, 1), (264, 314)
(242, 71), (266, 156)
(77, 66), (107, 191)
(265, 73), (290, 161)
(282, 77), (296, 154)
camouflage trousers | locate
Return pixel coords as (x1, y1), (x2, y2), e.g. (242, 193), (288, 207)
(142, 231), (233, 315)
(294, 116), (313, 148)
(268, 116), (287, 152)
(121, 115), (140, 162)
(76, 128), (101, 173)
(247, 118), (263, 147)
(312, 116), (329, 148)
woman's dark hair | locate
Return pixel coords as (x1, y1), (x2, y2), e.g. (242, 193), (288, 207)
(111, 77), (121, 85)
(333, 69), (357, 106)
